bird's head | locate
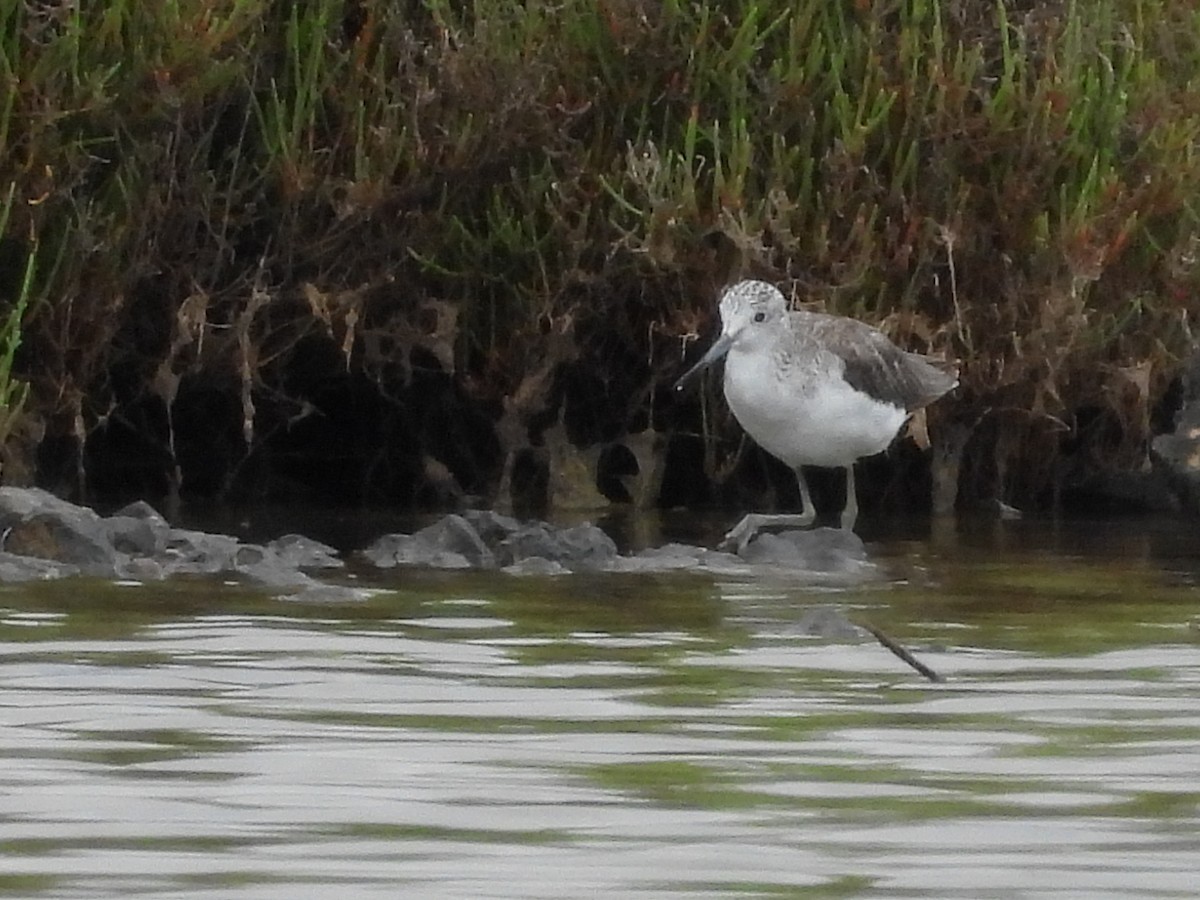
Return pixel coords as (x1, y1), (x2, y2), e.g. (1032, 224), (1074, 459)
(675, 280), (788, 391)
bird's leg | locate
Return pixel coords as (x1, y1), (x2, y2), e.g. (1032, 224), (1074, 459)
(720, 513), (816, 553)
(840, 464), (858, 530)
(796, 466), (815, 521)
(719, 466), (817, 553)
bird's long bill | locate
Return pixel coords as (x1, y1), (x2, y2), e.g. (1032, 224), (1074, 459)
(674, 333), (734, 392)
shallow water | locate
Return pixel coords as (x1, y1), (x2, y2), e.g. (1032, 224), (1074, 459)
(1, 516), (1198, 898)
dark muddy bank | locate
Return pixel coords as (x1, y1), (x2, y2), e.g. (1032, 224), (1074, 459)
(44, 338), (1200, 526)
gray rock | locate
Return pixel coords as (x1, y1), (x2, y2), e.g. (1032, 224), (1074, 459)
(498, 521), (617, 571)
(106, 514), (168, 556)
(235, 545), (325, 588)
(362, 516), (616, 572)
(106, 500), (173, 557)
(0, 487), (118, 576)
(360, 515), (494, 569)
(611, 543), (745, 574)
(0, 487), (889, 588)
(461, 509), (521, 544)
(113, 499), (170, 524)
(0, 550), (81, 582)
(0, 487), (358, 596)
(413, 550), (474, 569)
(233, 543), (269, 568)
(355, 514), (882, 580)
(358, 533), (402, 567)
(160, 528), (241, 575)
(266, 534), (343, 569)
(740, 527), (872, 575)
(0, 486), (93, 522)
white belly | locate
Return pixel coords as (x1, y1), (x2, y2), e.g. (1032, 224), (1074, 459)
(723, 349), (907, 468)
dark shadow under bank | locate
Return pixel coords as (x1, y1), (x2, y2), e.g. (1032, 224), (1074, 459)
(32, 345), (1196, 527)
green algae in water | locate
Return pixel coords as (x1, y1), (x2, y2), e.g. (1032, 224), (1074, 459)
(847, 555), (1200, 655)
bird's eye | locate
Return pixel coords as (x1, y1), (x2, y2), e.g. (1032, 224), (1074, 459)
(753, 311), (766, 323)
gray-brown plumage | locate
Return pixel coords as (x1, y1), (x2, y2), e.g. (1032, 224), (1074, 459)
(675, 280), (957, 550)
(806, 313), (957, 411)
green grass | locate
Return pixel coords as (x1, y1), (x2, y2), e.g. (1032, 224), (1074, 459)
(1, 0), (1198, 504)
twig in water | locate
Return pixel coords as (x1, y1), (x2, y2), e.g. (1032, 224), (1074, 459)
(856, 620), (943, 683)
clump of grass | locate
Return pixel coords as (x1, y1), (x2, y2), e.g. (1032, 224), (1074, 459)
(588, 0), (1200, 504)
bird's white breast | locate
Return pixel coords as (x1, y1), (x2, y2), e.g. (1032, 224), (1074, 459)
(722, 343), (908, 468)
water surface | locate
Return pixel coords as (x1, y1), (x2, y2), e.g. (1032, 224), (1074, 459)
(1, 516), (1198, 898)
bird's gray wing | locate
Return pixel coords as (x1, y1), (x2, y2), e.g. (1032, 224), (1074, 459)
(807, 315), (957, 411)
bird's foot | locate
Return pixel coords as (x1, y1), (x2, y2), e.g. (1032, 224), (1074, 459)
(718, 517), (758, 554)
(719, 512), (817, 555)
